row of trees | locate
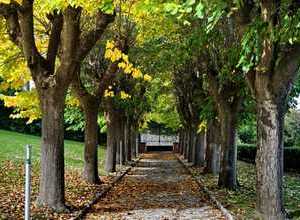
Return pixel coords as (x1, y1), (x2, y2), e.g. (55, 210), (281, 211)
(164, 1), (300, 219)
(0, 1), (299, 219)
(0, 0), (151, 211)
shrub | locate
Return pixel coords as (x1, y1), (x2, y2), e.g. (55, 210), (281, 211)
(237, 144), (300, 171)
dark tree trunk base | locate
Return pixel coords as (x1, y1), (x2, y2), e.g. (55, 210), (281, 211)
(82, 166), (101, 184)
(82, 102), (101, 185)
(35, 199), (69, 213)
(38, 88), (66, 211)
(218, 110), (238, 189)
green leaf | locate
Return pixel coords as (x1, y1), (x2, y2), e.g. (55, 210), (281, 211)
(164, 3), (180, 15)
(195, 2), (205, 18)
(186, 0), (196, 6)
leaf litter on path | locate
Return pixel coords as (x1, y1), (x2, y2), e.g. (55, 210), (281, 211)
(86, 152), (225, 220)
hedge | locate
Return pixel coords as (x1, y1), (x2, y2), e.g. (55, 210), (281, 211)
(237, 144), (300, 171)
(0, 102), (107, 144)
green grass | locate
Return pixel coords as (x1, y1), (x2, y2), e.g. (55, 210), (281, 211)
(198, 161), (300, 219)
(0, 129), (106, 173)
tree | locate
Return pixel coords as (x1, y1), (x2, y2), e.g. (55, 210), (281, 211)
(72, 43), (119, 183)
(0, 0), (114, 210)
(235, 1), (300, 217)
(202, 37), (245, 188)
(173, 62), (205, 165)
(101, 21), (152, 170)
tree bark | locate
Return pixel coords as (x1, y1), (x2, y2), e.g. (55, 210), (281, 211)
(204, 120), (221, 174)
(218, 110), (238, 189)
(255, 97), (285, 219)
(82, 101), (100, 184)
(124, 118), (132, 162)
(37, 88), (66, 211)
(131, 125), (137, 159)
(104, 108), (117, 173)
(182, 130), (187, 156)
(118, 116), (126, 165)
(137, 133), (141, 155)
(116, 134), (120, 164)
(179, 130), (184, 155)
(187, 128), (195, 163)
(194, 131), (205, 166)
(205, 128), (213, 173)
(183, 130), (189, 159)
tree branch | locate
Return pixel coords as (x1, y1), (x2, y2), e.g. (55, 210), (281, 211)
(206, 69), (226, 109)
(272, 44), (300, 100)
(78, 11), (115, 61)
(0, 2), (22, 47)
(245, 70), (256, 96)
(18, 0), (46, 70)
(72, 69), (90, 98)
(97, 61), (119, 97)
(58, 6), (81, 81)
(46, 12), (63, 73)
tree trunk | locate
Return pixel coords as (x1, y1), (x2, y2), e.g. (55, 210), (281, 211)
(204, 127), (213, 173)
(116, 135), (120, 164)
(124, 119), (132, 162)
(119, 117), (126, 165)
(82, 102), (100, 184)
(131, 125), (137, 159)
(195, 132), (205, 166)
(187, 128), (194, 163)
(183, 130), (189, 159)
(211, 143), (221, 175)
(104, 109), (117, 173)
(218, 110), (238, 189)
(204, 120), (221, 174)
(255, 98), (285, 219)
(37, 88), (66, 211)
(179, 130), (184, 155)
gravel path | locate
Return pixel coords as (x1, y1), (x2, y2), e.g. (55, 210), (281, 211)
(85, 152), (225, 220)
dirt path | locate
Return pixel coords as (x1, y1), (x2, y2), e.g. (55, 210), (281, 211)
(85, 152), (225, 219)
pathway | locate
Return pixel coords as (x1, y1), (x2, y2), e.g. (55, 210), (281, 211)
(85, 152), (225, 220)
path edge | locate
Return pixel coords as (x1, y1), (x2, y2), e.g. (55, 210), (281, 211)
(71, 157), (142, 220)
(175, 154), (234, 220)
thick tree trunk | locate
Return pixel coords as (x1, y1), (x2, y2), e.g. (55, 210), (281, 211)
(194, 132), (205, 166)
(204, 121), (221, 174)
(104, 109), (117, 173)
(82, 103), (100, 184)
(205, 128), (213, 173)
(218, 111), (238, 189)
(37, 89), (66, 211)
(255, 98), (285, 219)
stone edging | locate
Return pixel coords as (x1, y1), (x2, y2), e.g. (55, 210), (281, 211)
(175, 154), (234, 220)
(71, 157), (142, 220)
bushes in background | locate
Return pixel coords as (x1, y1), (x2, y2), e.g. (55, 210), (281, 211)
(0, 102), (108, 143)
(238, 144), (300, 171)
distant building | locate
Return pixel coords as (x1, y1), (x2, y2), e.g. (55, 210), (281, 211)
(23, 80), (35, 91)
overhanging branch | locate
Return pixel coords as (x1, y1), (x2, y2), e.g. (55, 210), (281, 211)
(78, 11), (115, 61)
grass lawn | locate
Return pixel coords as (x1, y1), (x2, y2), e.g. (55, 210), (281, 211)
(0, 129), (106, 172)
(0, 129), (110, 219)
(190, 161), (300, 219)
